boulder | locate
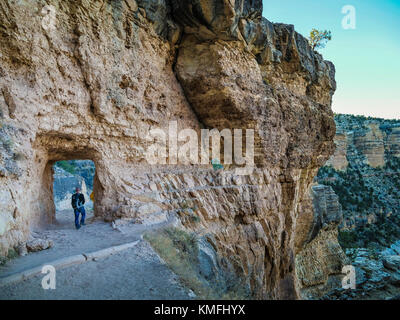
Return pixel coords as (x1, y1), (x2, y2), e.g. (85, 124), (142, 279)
(26, 238), (53, 252)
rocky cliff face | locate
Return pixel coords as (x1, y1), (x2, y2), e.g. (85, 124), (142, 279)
(0, 0), (337, 299)
(326, 114), (400, 170)
(295, 184), (347, 299)
(318, 114), (400, 249)
(317, 115), (400, 300)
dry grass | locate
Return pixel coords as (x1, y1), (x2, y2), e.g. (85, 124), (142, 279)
(144, 227), (251, 300)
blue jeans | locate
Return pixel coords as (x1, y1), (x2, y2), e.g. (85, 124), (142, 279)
(74, 207), (86, 228)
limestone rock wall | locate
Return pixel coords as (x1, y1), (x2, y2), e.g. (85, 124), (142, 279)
(388, 127), (400, 158)
(0, 0), (337, 299)
(325, 129), (348, 170)
(326, 115), (400, 170)
(295, 185), (347, 299)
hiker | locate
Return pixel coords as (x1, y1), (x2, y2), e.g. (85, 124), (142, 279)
(71, 187), (86, 229)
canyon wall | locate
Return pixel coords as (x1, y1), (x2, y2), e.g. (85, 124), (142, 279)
(326, 115), (400, 170)
(0, 0), (338, 299)
(319, 115), (400, 248)
(295, 184), (347, 299)
(317, 115), (400, 299)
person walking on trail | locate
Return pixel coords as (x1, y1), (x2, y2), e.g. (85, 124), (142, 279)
(72, 187), (86, 230)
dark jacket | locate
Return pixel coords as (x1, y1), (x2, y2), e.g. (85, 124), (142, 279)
(71, 193), (85, 210)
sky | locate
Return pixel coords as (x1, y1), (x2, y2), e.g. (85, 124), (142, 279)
(262, 0), (400, 120)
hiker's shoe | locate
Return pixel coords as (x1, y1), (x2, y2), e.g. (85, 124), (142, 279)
(76, 225), (81, 230)
(81, 223), (85, 226)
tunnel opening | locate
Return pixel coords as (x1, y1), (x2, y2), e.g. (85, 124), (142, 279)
(51, 160), (96, 227)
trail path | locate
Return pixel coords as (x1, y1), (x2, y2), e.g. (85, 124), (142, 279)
(0, 210), (192, 300)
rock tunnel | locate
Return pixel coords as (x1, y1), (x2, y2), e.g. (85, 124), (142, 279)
(32, 137), (105, 228)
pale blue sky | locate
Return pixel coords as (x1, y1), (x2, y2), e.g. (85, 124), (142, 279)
(263, 0), (400, 119)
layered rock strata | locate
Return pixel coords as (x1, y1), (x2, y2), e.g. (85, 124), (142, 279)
(0, 0), (337, 299)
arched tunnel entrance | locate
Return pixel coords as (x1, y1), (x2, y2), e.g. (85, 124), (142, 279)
(31, 135), (108, 229)
(52, 160), (96, 228)
(35, 156), (104, 229)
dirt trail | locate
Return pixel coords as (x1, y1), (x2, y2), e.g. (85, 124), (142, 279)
(0, 210), (192, 300)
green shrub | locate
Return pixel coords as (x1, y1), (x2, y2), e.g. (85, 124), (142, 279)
(55, 160), (76, 174)
(308, 29), (332, 50)
(338, 230), (358, 249)
(7, 248), (18, 260)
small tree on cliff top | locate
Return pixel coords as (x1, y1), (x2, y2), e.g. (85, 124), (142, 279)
(308, 29), (332, 50)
